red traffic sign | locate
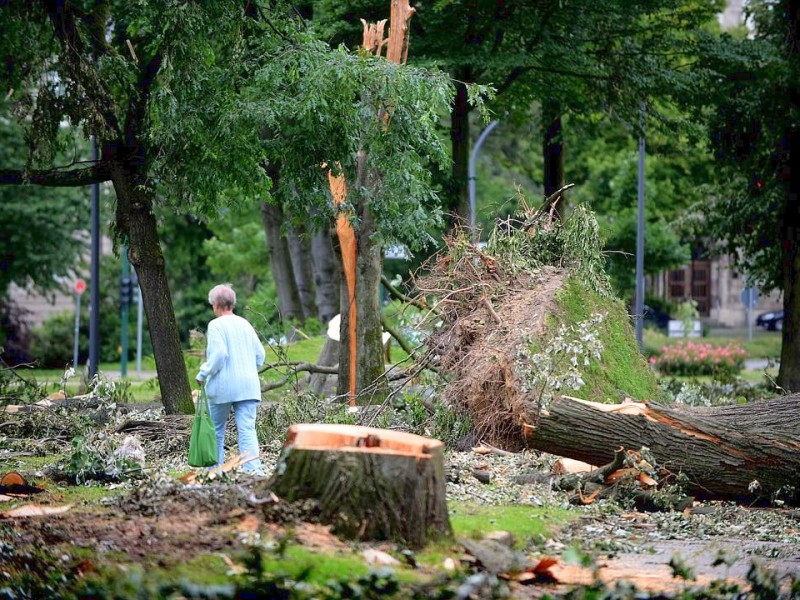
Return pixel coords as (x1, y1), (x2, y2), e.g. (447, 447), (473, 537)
(74, 278), (87, 295)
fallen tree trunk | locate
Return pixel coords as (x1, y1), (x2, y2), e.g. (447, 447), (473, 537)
(524, 394), (800, 504)
(265, 424), (451, 548)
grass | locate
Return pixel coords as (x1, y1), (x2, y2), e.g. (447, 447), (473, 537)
(15, 314), (417, 405)
(448, 502), (570, 545)
(260, 544), (375, 583)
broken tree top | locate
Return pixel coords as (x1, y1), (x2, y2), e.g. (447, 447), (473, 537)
(282, 423), (443, 458)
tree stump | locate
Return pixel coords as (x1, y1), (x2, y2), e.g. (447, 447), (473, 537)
(267, 424), (451, 548)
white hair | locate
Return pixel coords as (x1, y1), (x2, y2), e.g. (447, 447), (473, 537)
(208, 284), (236, 310)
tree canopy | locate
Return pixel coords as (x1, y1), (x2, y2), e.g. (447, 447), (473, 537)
(0, 117), (89, 300)
(1, 0), (461, 410)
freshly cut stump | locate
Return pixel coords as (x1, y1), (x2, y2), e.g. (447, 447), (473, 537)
(267, 424), (451, 548)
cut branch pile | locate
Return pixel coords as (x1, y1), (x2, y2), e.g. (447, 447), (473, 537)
(551, 446), (692, 512)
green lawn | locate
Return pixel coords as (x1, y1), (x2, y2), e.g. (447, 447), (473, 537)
(12, 332), (417, 405)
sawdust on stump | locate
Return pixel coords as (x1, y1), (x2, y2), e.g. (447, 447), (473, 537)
(419, 256), (565, 451)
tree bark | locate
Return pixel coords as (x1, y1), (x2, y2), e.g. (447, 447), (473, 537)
(287, 223), (317, 322)
(524, 394), (800, 504)
(266, 423), (452, 548)
(311, 227), (341, 325)
(112, 168), (193, 415)
(542, 99), (565, 216)
(260, 200), (304, 322)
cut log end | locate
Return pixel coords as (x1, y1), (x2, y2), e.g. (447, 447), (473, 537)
(266, 424), (451, 548)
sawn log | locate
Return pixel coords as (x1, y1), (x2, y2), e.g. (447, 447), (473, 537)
(524, 394), (800, 504)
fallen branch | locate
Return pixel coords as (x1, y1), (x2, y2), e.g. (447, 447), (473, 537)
(260, 361), (339, 376)
(381, 274), (428, 311)
(114, 415), (192, 440)
(380, 314), (415, 356)
(481, 296), (503, 325)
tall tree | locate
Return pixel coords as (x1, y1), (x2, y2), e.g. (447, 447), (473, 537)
(566, 115), (716, 298)
(0, 1), (300, 413)
(690, 0), (800, 390)
(252, 34), (455, 402)
(315, 0), (723, 219)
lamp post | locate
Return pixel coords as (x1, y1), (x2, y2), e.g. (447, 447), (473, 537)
(635, 104), (646, 351)
(468, 121), (499, 243)
(89, 136), (100, 378)
(120, 244), (130, 377)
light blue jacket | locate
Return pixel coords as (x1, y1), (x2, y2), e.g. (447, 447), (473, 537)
(196, 314), (266, 404)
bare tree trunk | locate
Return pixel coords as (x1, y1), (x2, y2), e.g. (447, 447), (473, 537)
(311, 227), (341, 325)
(309, 333), (339, 396)
(260, 200), (304, 322)
(542, 99), (565, 216)
(112, 169), (193, 415)
(287, 223), (316, 322)
(525, 395), (800, 504)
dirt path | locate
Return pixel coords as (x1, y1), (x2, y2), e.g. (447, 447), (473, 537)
(581, 539), (799, 592)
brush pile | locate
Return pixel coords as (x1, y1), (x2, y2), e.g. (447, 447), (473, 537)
(415, 197), (620, 451)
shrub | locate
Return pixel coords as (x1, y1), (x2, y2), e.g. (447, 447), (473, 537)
(652, 340), (748, 377)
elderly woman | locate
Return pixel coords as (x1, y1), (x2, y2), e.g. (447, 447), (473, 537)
(196, 284), (266, 476)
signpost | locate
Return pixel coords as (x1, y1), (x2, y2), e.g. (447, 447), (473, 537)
(741, 287), (760, 342)
(73, 278), (86, 368)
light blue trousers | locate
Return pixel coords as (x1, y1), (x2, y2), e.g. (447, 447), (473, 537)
(208, 399), (265, 475)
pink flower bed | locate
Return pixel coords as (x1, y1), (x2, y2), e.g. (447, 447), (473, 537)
(652, 340), (748, 377)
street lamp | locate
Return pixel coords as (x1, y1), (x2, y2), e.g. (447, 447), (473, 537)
(635, 104), (646, 351)
(468, 121), (499, 243)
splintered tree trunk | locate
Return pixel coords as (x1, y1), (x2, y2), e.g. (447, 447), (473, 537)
(267, 424), (452, 548)
(338, 184), (388, 403)
(525, 395), (800, 504)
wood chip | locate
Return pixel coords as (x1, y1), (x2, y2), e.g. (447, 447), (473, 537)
(1, 503), (74, 518)
(362, 548), (401, 566)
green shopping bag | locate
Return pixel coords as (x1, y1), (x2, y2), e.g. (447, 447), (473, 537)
(188, 388), (218, 467)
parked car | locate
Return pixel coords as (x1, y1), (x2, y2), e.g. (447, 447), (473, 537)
(756, 310), (784, 331)
(642, 304), (671, 331)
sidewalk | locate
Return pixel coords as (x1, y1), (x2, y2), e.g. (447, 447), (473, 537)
(99, 369), (157, 381)
(743, 358), (778, 370)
